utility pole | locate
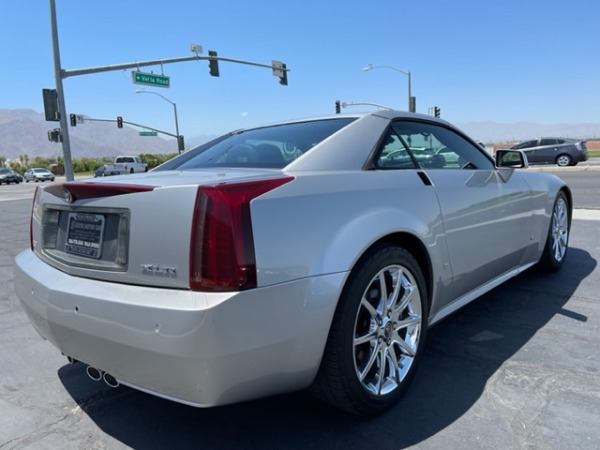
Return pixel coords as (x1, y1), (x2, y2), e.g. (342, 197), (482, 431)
(49, 0), (74, 180)
(47, 0), (290, 181)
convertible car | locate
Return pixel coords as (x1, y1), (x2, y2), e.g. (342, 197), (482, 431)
(14, 111), (571, 415)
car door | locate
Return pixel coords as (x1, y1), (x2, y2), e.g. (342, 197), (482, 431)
(536, 138), (559, 164)
(513, 139), (540, 164)
(389, 121), (535, 299)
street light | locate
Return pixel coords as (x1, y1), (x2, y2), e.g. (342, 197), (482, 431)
(362, 63), (414, 112)
(135, 89), (181, 153)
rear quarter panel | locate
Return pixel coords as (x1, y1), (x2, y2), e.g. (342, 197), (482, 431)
(251, 170), (452, 313)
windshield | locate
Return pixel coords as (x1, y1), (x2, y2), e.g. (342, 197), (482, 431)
(156, 118), (356, 171)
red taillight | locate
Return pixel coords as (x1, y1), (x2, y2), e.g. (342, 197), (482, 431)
(190, 177), (293, 292)
(30, 187), (40, 251)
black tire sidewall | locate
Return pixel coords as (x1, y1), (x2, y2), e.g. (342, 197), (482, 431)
(540, 191), (570, 271)
(332, 244), (429, 414)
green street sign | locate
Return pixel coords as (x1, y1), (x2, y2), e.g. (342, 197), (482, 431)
(132, 71), (170, 88)
(139, 131), (158, 136)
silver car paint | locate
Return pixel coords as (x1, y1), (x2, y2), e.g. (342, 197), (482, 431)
(14, 111), (570, 408)
(14, 250), (345, 406)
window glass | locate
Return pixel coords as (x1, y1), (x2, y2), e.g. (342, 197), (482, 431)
(512, 140), (537, 150)
(540, 138), (558, 146)
(383, 121), (494, 170)
(156, 118), (356, 170)
(374, 130), (417, 169)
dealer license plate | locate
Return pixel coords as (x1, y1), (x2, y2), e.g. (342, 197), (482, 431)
(65, 212), (105, 259)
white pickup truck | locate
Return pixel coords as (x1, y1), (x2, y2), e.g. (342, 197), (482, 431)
(103, 156), (148, 176)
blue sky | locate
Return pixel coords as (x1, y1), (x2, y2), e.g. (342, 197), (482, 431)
(1, 0), (599, 139)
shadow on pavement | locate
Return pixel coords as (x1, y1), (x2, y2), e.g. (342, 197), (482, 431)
(59, 247), (596, 450)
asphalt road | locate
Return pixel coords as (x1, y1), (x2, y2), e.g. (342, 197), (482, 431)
(1, 168), (599, 449)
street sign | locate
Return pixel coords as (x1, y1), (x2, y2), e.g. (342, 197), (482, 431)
(139, 131), (158, 136)
(132, 71), (170, 88)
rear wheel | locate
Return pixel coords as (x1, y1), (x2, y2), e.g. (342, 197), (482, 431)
(556, 154), (572, 167)
(310, 244), (428, 415)
(538, 191), (570, 271)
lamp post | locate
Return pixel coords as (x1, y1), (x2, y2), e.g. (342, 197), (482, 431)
(135, 89), (181, 153)
(362, 64), (414, 112)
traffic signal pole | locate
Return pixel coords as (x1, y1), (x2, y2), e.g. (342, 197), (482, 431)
(48, 0), (289, 181)
(49, 0), (74, 180)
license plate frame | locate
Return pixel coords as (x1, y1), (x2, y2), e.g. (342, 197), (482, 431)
(65, 212), (105, 259)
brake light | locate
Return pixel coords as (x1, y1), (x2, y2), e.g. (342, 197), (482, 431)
(190, 177), (293, 291)
(30, 187), (40, 250)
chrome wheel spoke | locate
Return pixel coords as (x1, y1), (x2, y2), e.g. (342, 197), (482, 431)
(551, 198), (569, 261)
(353, 262), (423, 397)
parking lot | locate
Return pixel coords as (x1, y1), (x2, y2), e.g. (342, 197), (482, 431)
(1, 170), (599, 449)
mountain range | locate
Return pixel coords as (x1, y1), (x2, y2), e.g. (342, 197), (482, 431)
(0, 109), (214, 161)
(1, 109), (599, 161)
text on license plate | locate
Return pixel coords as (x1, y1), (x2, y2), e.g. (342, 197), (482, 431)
(65, 212), (105, 259)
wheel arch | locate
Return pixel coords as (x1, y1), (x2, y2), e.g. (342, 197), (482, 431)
(343, 231), (433, 312)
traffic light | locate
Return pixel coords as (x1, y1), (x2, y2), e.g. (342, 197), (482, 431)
(272, 60), (288, 86)
(434, 107), (440, 118)
(70, 113), (77, 127)
(177, 135), (185, 152)
(278, 63), (288, 86)
(117, 116), (123, 128)
(335, 100), (341, 114)
(208, 50), (220, 77)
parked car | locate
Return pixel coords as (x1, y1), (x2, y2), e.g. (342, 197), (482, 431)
(23, 168), (55, 182)
(14, 111), (571, 416)
(509, 137), (588, 166)
(0, 167), (21, 184)
(11, 170), (24, 182)
(93, 166), (106, 177)
(102, 155), (147, 175)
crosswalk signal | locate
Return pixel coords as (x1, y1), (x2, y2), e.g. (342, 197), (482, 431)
(208, 50), (220, 77)
(47, 128), (62, 143)
(434, 106), (441, 118)
(117, 116), (123, 128)
(42, 88), (60, 122)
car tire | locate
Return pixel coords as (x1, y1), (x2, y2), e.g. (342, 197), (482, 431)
(309, 243), (428, 415)
(556, 154), (572, 167)
(538, 191), (570, 272)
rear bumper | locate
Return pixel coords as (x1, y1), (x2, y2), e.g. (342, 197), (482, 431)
(14, 250), (344, 407)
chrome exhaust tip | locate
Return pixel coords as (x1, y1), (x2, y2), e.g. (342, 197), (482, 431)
(102, 372), (120, 388)
(85, 366), (103, 382)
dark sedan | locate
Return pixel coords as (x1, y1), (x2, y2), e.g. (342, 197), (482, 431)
(509, 137), (588, 167)
(0, 168), (21, 184)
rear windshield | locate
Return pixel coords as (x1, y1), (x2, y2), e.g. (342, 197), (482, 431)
(156, 118), (356, 170)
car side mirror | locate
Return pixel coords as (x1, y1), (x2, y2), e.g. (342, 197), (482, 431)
(495, 149), (529, 168)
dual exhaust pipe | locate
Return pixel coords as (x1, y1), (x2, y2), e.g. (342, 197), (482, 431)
(85, 364), (120, 388)
(65, 355), (120, 388)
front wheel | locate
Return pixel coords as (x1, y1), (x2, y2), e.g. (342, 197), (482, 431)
(538, 191), (570, 271)
(310, 244), (428, 415)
